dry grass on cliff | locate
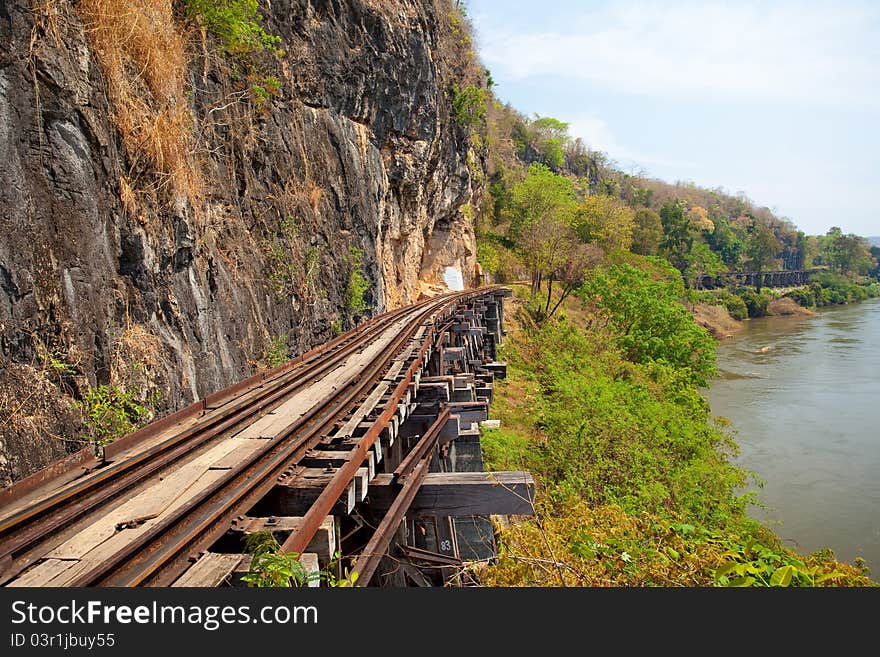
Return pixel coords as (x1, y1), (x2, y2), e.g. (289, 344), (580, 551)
(76, 0), (202, 209)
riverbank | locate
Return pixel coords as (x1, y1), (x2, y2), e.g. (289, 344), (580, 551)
(691, 297), (812, 340)
(689, 274), (880, 340)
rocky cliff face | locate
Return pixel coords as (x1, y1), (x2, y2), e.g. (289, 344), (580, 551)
(0, 0), (480, 484)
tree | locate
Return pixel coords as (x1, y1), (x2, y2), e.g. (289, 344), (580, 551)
(744, 223), (781, 291)
(686, 205), (714, 232)
(520, 215), (577, 300)
(521, 115), (571, 170)
(544, 242), (604, 319)
(631, 208), (662, 256)
(573, 195), (635, 252)
(509, 163), (576, 293)
(683, 241), (726, 289)
(705, 218), (743, 268)
(822, 227), (872, 276)
(658, 200), (694, 273)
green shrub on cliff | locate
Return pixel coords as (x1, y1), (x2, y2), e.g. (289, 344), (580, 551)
(346, 247), (370, 314)
(80, 385), (149, 447)
(451, 83), (488, 128)
(184, 0), (283, 56)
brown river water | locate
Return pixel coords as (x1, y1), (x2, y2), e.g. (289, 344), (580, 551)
(704, 298), (880, 577)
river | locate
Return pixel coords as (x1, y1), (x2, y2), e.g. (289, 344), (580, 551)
(704, 298), (880, 577)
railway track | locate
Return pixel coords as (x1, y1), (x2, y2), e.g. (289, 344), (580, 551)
(0, 287), (532, 587)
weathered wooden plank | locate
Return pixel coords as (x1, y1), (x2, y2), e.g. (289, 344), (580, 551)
(300, 553), (321, 588)
(172, 553), (243, 587)
(230, 516), (336, 562)
(261, 470), (356, 516)
(6, 559), (76, 587)
(366, 471), (535, 516)
(353, 467), (369, 502)
(209, 440), (264, 470)
(45, 459), (211, 560)
(45, 470), (228, 586)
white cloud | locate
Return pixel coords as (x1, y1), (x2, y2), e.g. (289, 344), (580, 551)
(565, 113), (697, 169)
(475, 1), (880, 108)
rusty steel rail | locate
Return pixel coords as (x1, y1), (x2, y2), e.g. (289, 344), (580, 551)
(279, 303), (468, 556)
(393, 406), (449, 481)
(349, 408), (450, 585)
(351, 456), (432, 586)
(0, 295), (452, 584)
(67, 289), (499, 586)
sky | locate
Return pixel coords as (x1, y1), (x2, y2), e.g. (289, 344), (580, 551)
(466, 0), (880, 237)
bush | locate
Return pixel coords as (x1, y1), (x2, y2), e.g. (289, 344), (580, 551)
(451, 83), (488, 128)
(738, 289), (772, 318)
(724, 294), (749, 320)
(184, 0), (283, 56)
(80, 385), (149, 446)
(346, 247), (370, 314)
(694, 289), (749, 320)
(786, 274), (880, 308)
(579, 264), (716, 386)
(264, 334), (289, 368)
(785, 286), (819, 308)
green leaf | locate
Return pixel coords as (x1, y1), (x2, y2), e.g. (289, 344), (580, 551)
(746, 563), (768, 576)
(727, 576), (756, 587)
(714, 562), (737, 579)
(769, 565), (794, 587)
(666, 547), (680, 561)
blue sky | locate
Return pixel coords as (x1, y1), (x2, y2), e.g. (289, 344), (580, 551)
(466, 0), (880, 236)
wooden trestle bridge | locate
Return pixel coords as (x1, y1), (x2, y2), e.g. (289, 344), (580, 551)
(695, 269), (821, 290)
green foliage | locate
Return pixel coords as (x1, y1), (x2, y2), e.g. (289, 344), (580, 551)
(451, 83), (488, 128)
(80, 385), (149, 446)
(658, 200), (694, 273)
(744, 223), (781, 290)
(481, 317), (738, 523)
(786, 274), (880, 307)
(683, 241), (726, 289)
(265, 237), (292, 298)
(579, 263), (716, 386)
(330, 318), (343, 337)
(711, 534), (858, 587)
(737, 288), (772, 318)
(476, 232), (523, 283)
(820, 227), (873, 275)
(509, 163), (575, 240)
(241, 531), (314, 587)
(250, 75), (281, 111)
(706, 218), (744, 267)
(573, 195), (635, 252)
(345, 247), (370, 314)
(695, 289), (749, 320)
(478, 287), (874, 587)
(631, 208), (662, 256)
(264, 334), (289, 368)
(184, 0), (283, 56)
